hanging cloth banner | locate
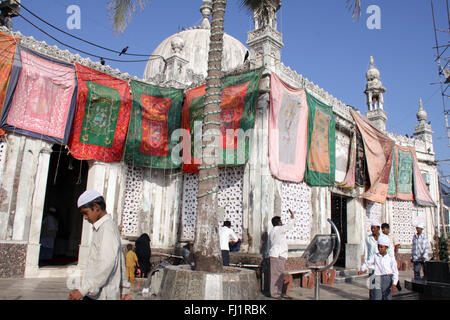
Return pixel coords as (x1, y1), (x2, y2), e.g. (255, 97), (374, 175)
(69, 63), (132, 162)
(0, 46), (77, 144)
(0, 32), (19, 116)
(181, 68), (263, 173)
(338, 131), (357, 189)
(305, 92), (336, 186)
(124, 80), (184, 169)
(387, 145), (414, 201)
(268, 72), (309, 182)
(411, 149), (436, 207)
(350, 109), (395, 204)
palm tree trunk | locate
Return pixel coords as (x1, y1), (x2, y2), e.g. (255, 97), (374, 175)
(193, 0), (227, 273)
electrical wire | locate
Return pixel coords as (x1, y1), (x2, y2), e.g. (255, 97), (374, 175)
(16, 12), (163, 64)
(15, 1), (165, 61)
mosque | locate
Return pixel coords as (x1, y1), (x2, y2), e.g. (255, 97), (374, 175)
(0, 1), (441, 280)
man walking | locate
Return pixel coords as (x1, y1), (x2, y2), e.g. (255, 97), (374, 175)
(268, 209), (294, 299)
(219, 221), (239, 266)
(68, 190), (130, 300)
(411, 222), (430, 280)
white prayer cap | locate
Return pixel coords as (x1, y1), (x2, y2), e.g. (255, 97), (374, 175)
(377, 235), (390, 247)
(371, 220), (381, 227)
(415, 222), (425, 229)
(77, 190), (102, 208)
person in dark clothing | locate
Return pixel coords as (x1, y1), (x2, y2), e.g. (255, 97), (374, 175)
(135, 233), (151, 278)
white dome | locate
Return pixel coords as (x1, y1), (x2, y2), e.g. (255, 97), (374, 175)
(143, 27), (248, 82)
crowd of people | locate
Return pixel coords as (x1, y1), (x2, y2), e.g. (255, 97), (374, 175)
(66, 189), (431, 301)
(358, 220), (430, 300)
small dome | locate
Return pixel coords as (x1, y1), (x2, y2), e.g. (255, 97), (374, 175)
(143, 28), (248, 82)
(417, 98), (428, 122)
(366, 56), (380, 80)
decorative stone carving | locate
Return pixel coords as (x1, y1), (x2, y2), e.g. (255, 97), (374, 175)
(121, 165), (144, 237)
(281, 181), (312, 244)
(391, 200), (424, 245)
(252, 0), (282, 30)
(181, 167), (245, 241)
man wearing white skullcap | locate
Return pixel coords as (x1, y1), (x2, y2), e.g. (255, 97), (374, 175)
(364, 221), (381, 275)
(359, 233), (399, 300)
(411, 221), (430, 280)
(68, 190), (130, 300)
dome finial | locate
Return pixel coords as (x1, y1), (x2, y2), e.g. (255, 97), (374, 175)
(200, 0), (212, 29)
(417, 98), (427, 124)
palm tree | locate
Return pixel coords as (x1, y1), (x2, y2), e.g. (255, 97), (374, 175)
(108, 0), (363, 273)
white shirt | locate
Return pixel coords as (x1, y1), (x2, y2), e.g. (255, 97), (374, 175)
(268, 218), (294, 259)
(364, 234), (379, 267)
(219, 226), (238, 251)
(361, 252), (399, 285)
(79, 214), (130, 300)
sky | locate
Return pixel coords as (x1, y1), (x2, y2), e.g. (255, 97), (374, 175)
(9, 0), (450, 179)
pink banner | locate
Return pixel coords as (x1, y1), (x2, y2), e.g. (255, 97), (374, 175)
(269, 73), (309, 182)
(6, 49), (76, 141)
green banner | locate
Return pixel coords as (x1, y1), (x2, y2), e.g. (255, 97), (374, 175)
(124, 80), (184, 169)
(80, 81), (121, 148)
(305, 92), (336, 186)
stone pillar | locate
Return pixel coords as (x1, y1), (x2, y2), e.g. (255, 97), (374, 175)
(243, 75), (273, 255)
(24, 143), (53, 277)
(345, 191), (365, 269)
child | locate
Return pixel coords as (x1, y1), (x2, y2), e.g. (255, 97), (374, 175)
(125, 244), (139, 284)
(359, 235), (398, 300)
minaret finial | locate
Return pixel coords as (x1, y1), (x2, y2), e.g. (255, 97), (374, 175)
(200, 0), (212, 29)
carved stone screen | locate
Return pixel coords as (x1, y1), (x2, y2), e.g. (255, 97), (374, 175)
(181, 167), (245, 242)
(281, 181), (312, 244)
(391, 200), (424, 245)
(365, 201), (382, 235)
(121, 164), (144, 237)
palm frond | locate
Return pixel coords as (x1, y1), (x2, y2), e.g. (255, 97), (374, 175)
(239, 0), (279, 19)
(346, 0), (362, 21)
(108, 0), (150, 33)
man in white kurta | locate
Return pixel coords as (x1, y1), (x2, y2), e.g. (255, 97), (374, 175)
(268, 210), (294, 299)
(68, 190), (130, 300)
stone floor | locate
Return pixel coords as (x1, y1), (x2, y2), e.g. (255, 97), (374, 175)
(0, 269), (425, 300)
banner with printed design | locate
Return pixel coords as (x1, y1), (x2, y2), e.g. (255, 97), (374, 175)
(0, 46), (77, 144)
(269, 73), (309, 182)
(124, 80), (184, 168)
(181, 68), (262, 173)
(68, 63), (132, 162)
(305, 93), (336, 186)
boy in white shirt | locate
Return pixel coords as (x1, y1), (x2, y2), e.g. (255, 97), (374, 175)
(359, 235), (399, 300)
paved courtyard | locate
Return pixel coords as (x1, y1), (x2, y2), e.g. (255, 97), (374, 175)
(0, 269), (425, 300)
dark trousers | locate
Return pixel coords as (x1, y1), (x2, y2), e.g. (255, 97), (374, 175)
(221, 250), (230, 266)
(413, 261), (424, 280)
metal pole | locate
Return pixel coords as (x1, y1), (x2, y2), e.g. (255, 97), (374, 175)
(314, 270), (320, 300)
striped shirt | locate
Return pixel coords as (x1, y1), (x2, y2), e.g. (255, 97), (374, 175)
(411, 233), (430, 262)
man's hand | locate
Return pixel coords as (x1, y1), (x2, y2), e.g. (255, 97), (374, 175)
(288, 209), (294, 219)
(121, 294), (132, 300)
(358, 271), (365, 275)
(68, 289), (83, 300)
